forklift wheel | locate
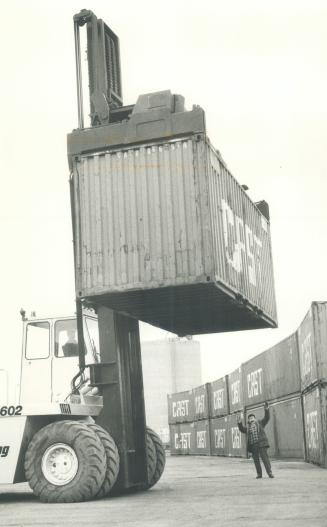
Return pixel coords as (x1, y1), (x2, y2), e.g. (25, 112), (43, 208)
(146, 431), (157, 484)
(88, 424), (120, 499)
(146, 427), (166, 488)
(24, 420), (106, 503)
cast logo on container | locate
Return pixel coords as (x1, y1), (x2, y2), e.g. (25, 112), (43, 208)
(0, 446), (10, 458)
(214, 428), (226, 449)
(306, 411), (319, 450)
(197, 430), (207, 448)
(195, 395), (205, 415)
(172, 400), (190, 418)
(231, 380), (241, 405)
(221, 199), (263, 287)
(247, 368), (263, 398)
(174, 432), (192, 450)
(231, 427), (242, 449)
(213, 389), (225, 410)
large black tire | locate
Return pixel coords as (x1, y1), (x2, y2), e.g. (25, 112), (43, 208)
(88, 424), (120, 499)
(24, 420), (106, 503)
(146, 427), (166, 488)
(146, 432), (157, 484)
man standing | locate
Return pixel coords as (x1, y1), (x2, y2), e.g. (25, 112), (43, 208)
(237, 402), (274, 479)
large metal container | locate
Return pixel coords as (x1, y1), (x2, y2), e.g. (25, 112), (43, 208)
(242, 352), (267, 407)
(193, 383), (210, 421)
(264, 333), (301, 400)
(191, 420), (211, 455)
(227, 414), (247, 457)
(297, 302), (327, 391)
(208, 376), (229, 418)
(167, 390), (194, 424)
(169, 423), (195, 455)
(210, 416), (229, 456)
(228, 366), (244, 413)
(68, 93), (277, 336)
(302, 384), (327, 467)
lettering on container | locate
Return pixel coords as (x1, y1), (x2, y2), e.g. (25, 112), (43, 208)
(195, 395), (205, 415)
(301, 333), (313, 377)
(197, 430), (207, 449)
(174, 432), (192, 450)
(213, 389), (225, 410)
(247, 368), (263, 399)
(306, 411), (319, 451)
(231, 380), (241, 405)
(214, 428), (226, 449)
(221, 199), (262, 287)
(0, 446), (10, 458)
(231, 427), (242, 449)
(172, 400), (190, 418)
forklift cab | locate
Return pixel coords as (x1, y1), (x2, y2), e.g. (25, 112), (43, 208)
(19, 314), (100, 404)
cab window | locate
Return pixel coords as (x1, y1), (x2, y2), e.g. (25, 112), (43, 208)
(55, 320), (79, 358)
(26, 322), (50, 360)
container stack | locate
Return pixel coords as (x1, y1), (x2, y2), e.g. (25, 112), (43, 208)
(169, 301), (327, 468)
(298, 302), (327, 468)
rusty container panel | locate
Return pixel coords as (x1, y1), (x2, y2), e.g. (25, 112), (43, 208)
(71, 131), (277, 336)
(191, 420), (211, 455)
(227, 414), (247, 457)
(193, 383), (210, 421)
(242, 352), (267, 407)
(228, 367), (244, 413)
(167, 390), (194, 424)
(265, 333), (301, 400)
(303, 385), (327, 467)
(208, 376), (229, 418)
(271, 398), (304, 459)
(210, 416), (229, 456)
(297, 302), (327, 391)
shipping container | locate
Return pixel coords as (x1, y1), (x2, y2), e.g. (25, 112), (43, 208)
(169, 423), (195, 455)
(210, 416), (229, 456)
(242, 352), (267, 407)
(264, 333), (301, 400)
(167, 390), (194, 424)
(191, 420), (211, 455)
(68, 92), (277, 336)
(193, 384), (210, 421)
(208, 376), (229, 418)
(227, 413), (247, 457)
(297, 302), (327, 391)
(303, 384), (327, 467)
(228, 366), (244, 413)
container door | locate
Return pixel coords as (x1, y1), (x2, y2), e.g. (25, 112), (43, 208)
(20, 321), (52, 404)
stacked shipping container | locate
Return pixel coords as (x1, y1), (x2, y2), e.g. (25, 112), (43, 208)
(169, 301), (327, 468)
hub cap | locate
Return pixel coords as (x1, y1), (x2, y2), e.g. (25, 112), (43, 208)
(41, 443), (78, 486)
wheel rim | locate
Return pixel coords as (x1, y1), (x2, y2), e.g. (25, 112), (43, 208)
(41, 443), (78, 486)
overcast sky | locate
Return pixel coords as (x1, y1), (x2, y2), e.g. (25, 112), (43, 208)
(1, 0), (327, 393)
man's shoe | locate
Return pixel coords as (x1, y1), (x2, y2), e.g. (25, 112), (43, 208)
(256, 475), (262, 479)
(268, 473), (274, 478)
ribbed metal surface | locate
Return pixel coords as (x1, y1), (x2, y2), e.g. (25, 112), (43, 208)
(297, 302), (327, 390)
(208, 376), (229, 418)
(228, 367), (243, 413)
(242, 352), (267, 407)
(169, 423), (195, 455)
(302, 386), (327, 467)
(210, 417), (229, 456)
(227, 414), (247, 457)
(192, 420), (211, 455)
(265, 333), (301, 400)
(193, 383), (210, 421)
(72, 135), (277, 335)
(167, 390), (194, 424)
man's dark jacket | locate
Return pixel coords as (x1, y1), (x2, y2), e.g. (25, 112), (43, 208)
(238, 408), (270, 453)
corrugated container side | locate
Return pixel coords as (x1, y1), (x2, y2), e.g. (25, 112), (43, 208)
(169, 423), (195, 455)
(193, 383), (210, 421)
(298, 302), (327, 390)
(303, 385), (327, 467)
(227, 414), (247, 457)
(167, 390), (194, 424)
(265, 333), (301, 400)
(228, 366), (244, 413)
(242, 352), (267, 407)
(210, 416), (229, 456)
(207, 143), (277, 325)
(192, 420), (211, 455)
(208, 376), (229, 418)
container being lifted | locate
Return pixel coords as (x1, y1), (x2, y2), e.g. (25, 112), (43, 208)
(68, 9), (278, 336)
